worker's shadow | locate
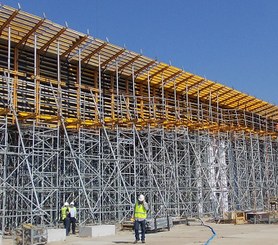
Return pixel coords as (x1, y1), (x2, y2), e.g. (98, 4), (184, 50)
(113, 241), (134, 244)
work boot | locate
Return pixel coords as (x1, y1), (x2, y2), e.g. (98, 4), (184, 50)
(133, 240), (139, 244)
(142, 240), (145, 243)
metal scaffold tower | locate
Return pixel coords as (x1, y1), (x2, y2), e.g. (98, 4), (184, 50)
(0, 4), (278, 231)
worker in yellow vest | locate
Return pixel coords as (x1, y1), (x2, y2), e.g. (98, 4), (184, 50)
(133, 194), (149, 244)
(60, 202), (70, 236)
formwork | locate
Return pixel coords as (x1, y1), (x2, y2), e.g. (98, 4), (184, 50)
(0, 5), (278, 230)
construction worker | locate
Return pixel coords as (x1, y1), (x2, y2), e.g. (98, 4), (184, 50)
(60, 202), (70, 236)
(69, 202), (77, 234)
(133, 194), (149, 244)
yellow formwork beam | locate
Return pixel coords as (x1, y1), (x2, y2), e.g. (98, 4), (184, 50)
(0, 108), (9, 115)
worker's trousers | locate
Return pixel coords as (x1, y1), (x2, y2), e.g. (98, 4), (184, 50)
(65, 217), (70, 236)
(134, 219), (146, 241)
(70, 217), (76, 234)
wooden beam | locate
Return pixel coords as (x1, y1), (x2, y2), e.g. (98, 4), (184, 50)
(187, 78), (205, 92)
(234, 97), (256, 109)
(61, 35), (88, 58)
(118, 54), (141, 72)
(82, 42), (107, 63)
(245, 100), (266, 110)
(208, 86), (226, 101)
(133, 60), (157, 77)
(261, 107), (278, 118)
(0, 9), (20, 35)
(170, 74), (195, 90)
(146, 66), (169, 82)
(224, 94), (249, 107)
(253, 104), (274, 114)
(211, 88), (233, 103)
(15, 18), (45, 48)
(190, 82), (215, 96)
(163, 70), (183, 86)
(265, 109), (278, 119)
(101, 49), (125, 68)
(39, 27), (67, 53)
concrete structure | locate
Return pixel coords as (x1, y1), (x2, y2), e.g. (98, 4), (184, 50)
(0, 4), (278, 231)
(47, 229), (66, 243)
(79, 225), (115, 237)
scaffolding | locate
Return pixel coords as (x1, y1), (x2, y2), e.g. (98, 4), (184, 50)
(0, 5), (278, 230)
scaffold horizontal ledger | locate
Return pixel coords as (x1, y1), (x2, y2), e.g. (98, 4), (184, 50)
(0, 4), (278, 231)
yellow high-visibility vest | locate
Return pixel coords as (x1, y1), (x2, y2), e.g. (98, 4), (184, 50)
(134, 202), (147, 219)
(61, 207), (69, 220)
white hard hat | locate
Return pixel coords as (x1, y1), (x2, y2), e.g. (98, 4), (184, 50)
(138, 194), (145, 202)
(64, 202), (69, 206)
(70, 202), (74, 205)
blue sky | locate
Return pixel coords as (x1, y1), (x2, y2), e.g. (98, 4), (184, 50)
(3, 0), (278, 105)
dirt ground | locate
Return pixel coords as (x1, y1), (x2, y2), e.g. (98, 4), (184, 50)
(2, 223), (278, 245)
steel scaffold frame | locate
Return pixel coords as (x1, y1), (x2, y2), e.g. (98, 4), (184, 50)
(1, 82), (278, 229)
(0, 5), (278, 231)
